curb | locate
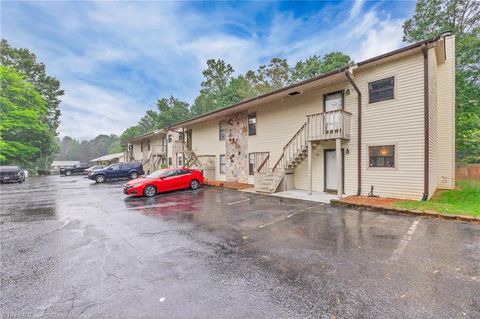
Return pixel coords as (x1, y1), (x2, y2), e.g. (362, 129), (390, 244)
(330, 199), (480, 224)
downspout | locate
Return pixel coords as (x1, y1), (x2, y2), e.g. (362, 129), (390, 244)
(345, 70), (362, 196)
(422, 45), (429, 201)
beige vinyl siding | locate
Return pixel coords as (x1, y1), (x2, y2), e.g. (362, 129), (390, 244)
(357, 53), (425, 200)
(131, 141), (143, 161)
(188, 118), (226, 181)
(293, 141), (338, 192)
(175, 36), (455, 199)
(428, 47), (438, 198)
(436, 35), (455, 189)
(247, 82), (354, 191)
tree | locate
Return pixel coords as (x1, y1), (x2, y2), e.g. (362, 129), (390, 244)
(1, 39), (64, 132)
(192, 59), (236, 115)
(0, 66), (52, 168)
(289, 52), (353, 84)
(56, 134), (122, 163)
(403, 0), (480, 163)
(246, 58), (290, 94)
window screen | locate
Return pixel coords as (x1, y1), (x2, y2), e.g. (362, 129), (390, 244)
(248, 113), (256, 136)
(369, 77), (394, 103)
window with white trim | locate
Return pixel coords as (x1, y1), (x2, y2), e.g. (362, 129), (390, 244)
(248, 153), (255, 175)
(219, 154), (226, 174)
(219, 120), (226, 140)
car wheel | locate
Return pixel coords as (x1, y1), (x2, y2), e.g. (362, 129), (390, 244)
(95, 175), (106, 183)
(189, 179), (199, 190)
(65, 170), (72, 176)
(129, 172), (138, 180)
(143, 185), (157, 197)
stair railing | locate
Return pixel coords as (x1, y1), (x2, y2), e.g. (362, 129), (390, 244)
(253, 152), (270, 188)
(264, 123), (308, 192)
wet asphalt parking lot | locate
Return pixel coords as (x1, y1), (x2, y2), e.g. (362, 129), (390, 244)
(1, 176), (479, 319)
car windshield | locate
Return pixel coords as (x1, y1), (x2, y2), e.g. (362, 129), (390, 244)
(146, 169), (174, 179)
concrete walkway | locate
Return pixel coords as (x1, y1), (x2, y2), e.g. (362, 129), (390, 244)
(269, 189), (339, 203)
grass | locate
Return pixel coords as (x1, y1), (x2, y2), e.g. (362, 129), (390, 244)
(394, 180), (480, 217)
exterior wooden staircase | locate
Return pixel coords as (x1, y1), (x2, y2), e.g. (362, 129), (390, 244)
(184, 148), (201, 168)
(255, 123), (312, 193)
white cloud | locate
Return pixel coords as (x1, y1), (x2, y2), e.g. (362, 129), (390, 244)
(350, 0), (365, 19)
(58, 83), (143, 140)
(2, 1), (413, 141)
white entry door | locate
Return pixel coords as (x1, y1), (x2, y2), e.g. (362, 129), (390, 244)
(325, 150), (338, 191)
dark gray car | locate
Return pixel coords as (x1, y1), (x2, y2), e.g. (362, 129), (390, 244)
(0, 166), (26, 183)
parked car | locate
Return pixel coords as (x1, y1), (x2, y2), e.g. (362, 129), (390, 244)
(83, 165), (104, 175)
(0, 166), (26, 183)
(88, 162), (144, 183)
(123, 168), (204, 197)
(60, 164), (89, 176)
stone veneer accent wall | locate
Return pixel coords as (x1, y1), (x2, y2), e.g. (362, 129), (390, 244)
(225, 111), (248, 183)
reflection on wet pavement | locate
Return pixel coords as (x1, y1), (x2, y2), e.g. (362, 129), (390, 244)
(1, 176), (479, 318)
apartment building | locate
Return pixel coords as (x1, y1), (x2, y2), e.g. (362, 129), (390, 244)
(129, 34), (455, 200)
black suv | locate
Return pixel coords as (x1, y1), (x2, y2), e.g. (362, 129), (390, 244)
(0, 166), (26, 183)
(88, 162), (144, 183)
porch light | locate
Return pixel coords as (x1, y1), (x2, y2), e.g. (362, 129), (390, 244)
(345, 89), (350, 95)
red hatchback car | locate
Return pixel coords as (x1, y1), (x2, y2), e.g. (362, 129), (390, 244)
(124, 168), (204, 197)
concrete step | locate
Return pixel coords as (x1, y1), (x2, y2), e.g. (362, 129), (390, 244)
(254, 187), (274, 194)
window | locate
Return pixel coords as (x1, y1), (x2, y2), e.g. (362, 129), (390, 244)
(168, 134), (172, 143)
(219, 155), (226, 174)
(177, 154), (183, 167)
(110, 164), (121, 170)
(168, 157), (172, 165)
(369, 77), (394, 103)
(249, 153), (255, 175)
(140, 141), (143, 152)
(324, 92), (343, 112)
(248, 113), (256, 136)
(369, 145), (395, 167)
(147, 139), (151, 151)
(219, 120), (226, 140)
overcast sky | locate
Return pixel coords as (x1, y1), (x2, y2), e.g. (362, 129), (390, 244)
(1, 0), (416, 140)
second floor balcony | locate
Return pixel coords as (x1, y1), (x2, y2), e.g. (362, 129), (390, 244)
(306, 110), (351, 141)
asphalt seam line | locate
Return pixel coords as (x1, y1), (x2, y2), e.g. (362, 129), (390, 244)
(227, 198), (250, 205)
(257, 205), (320, 229)
(389, 218), (421, 262)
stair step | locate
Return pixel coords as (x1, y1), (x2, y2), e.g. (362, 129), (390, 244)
(255, 188), (274, 194)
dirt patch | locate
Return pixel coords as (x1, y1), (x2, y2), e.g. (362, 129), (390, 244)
(204, 179), (253, 190)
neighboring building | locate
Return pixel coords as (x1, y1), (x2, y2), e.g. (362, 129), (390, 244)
(163, 34), (455, 200)
(124, 129), (168, 174)
(50, 160), (81, 174)
(89, 152), (125, 166)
